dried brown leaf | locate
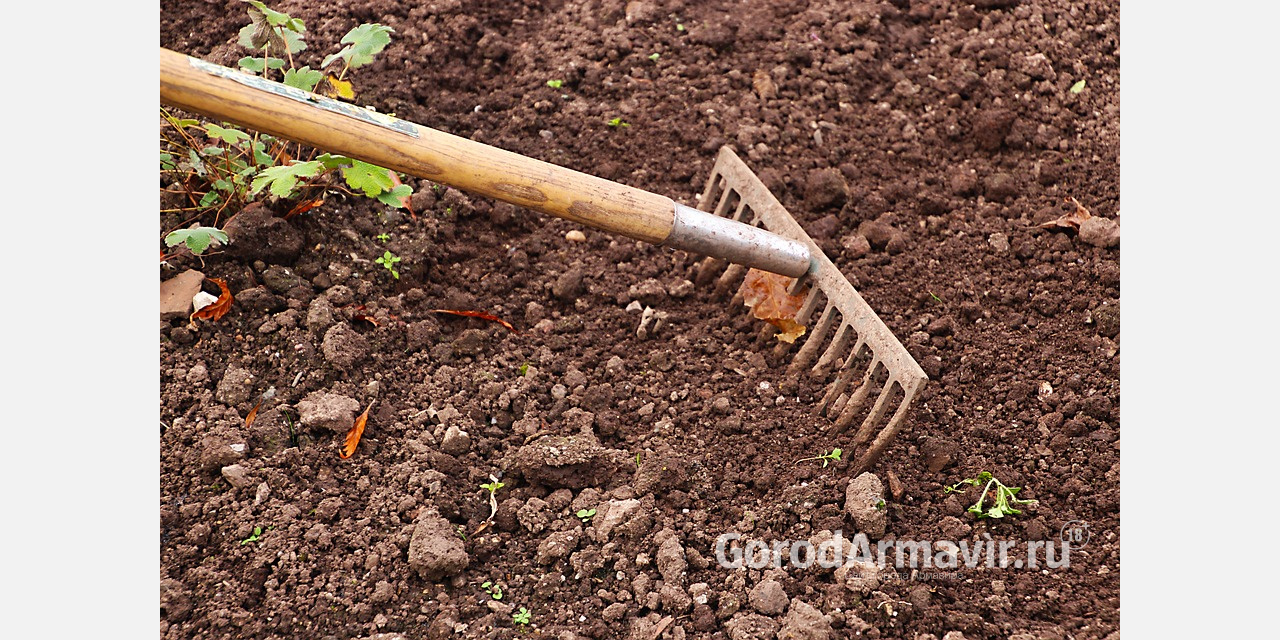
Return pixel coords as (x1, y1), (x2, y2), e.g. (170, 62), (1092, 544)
(340, 400), (374, 459)
(739, 269), (809, 343)
(190, 277), (233, 323)
(431, 309), (518, 333)
(1038, 196), (1093, 230)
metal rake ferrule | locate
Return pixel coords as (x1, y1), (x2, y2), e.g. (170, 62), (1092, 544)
(695, 147), (928, 475)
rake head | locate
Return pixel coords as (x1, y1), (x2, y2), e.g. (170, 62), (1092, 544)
(694, 147), (928, 475)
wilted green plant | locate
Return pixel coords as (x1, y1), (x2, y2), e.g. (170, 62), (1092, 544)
(945, 472), (1037, 519)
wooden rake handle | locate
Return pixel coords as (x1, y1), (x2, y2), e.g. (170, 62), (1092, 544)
(159, 47), (675, 243)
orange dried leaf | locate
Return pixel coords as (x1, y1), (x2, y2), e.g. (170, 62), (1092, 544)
(431, 309), (518, 333)
(245, 401), (263, 429)
(244, 388), (275, 429)
(1038, 196), (1093, 230)
(340, 401), (374, 459)
(285, 198), (324, 220)
(190, 277), (233, 323)
(739, 269), (809, 343)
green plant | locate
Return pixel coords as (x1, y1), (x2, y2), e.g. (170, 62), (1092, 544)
(518, 362), (531, 376)
(374, 250), (401, 279)
(546, 79), (564, 89)
(796, 448), (842, 468)
(165, 226), (229, 255)
(480, 581), (504, 600)
(481, 476), (505, 521)
(240, 526), (264, 545)
(376, 232), (390, 242)
(1069, 79), (1086, 94)
(513, 607), (531, 626)
(607, 117), (630, 128)
(575, 508), (596, 523)
(160, 1), (411, 249)
(648, 53), (660, 62)
(945, 472), (1037, 519)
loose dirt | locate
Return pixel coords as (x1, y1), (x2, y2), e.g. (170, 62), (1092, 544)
(161, 1), (1119, 638)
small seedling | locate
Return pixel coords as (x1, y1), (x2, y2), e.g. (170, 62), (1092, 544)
(240, 526), (264, 545)
(676, 23), (685, 32)
(575, 508), (596, 523)
(480, 581), (504, 600)
(513, 607), (531, 626)
(518, 362), (531, 376)
(607, 117), (630, 128)
(1069, 79), (1086, 94)
(944, 471), (1037, 519)
(481, 476), (505, 521)
(375, 250), (401, 279)
(648, 53), (660, 62)
(796, 448), (842, 468)
(376, 232), (390, 242)
(875, 499), (886, 510)
(546, 79), (564, 89)
(165, 226), (229, 255)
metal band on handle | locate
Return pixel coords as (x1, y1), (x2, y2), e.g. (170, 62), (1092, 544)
(663, 203), (813, 278)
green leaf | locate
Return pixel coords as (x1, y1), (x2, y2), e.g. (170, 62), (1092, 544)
(283, 28), (307, 54)
(648, 53), (660, 61)
(376, 184), (412, 208)
(201, 146), (224, 157)
(165, 227), (229, 255)
(197, 191), (221, 208)
(283, 66), (324, 92)
(316, 153), (352, 170)
(1069, 79), (1086, 94)
(251, 160), (324, 198)
(243, 1), (293, 27)
(342, 159), (395, 197)
(160, 152), (175, 171)
(205, 124), (249, 145)
(325, 23), (394, 70)
(238, 56), (285, 73)
(546, 79), (563, 88)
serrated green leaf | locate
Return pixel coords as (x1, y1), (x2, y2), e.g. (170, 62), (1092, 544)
(376, 184), (412, 208)
(251, 160), (324, 198)
(206, 124), (249, 145)
(283, 66), (324, 92)
(238, 56), (285, 73)
(166, 227), (229, 255)
(283, 28), (306, 54)
(327, 23), (394, 69)
(1069, 79), (1086, 94)
(200, 146), (224, 157)
(198, 192), (221, 208)
(342, 159), (394, 197)
(160, 152), (175, 171)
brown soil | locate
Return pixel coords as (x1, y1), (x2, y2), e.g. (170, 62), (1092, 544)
(161, 1), (1119, 638)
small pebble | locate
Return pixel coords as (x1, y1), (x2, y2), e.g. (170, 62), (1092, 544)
(566, 230), (587, 242)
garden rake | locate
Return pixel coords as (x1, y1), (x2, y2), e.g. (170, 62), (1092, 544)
(160, 48), (927, 472)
